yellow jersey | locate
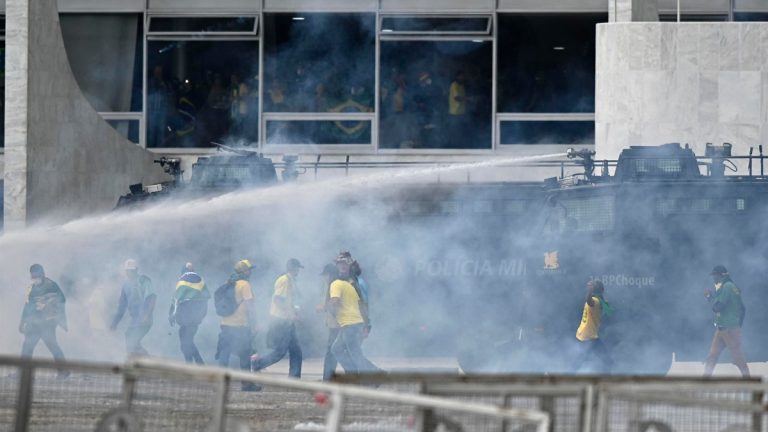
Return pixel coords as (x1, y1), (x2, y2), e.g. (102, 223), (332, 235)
(270, 274), (295, 319)
(449, 81), (466, 115)
(221, 280), (254, 327)
(329, 280), (364, 327)
(576, 296), (602, 341)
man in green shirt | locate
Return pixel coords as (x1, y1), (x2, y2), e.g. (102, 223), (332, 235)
(703, 265), (749, 377)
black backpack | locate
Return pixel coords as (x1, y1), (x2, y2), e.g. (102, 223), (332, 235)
(214, 280), (239, 317)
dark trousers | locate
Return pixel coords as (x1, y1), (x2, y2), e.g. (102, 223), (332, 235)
(704, 327), (750, 377)
(125, 324), (151, 355)
(179, 324), (204, 364)
(21, 321), (65, 361)
(216, 325), (252, 371)
(323, 328), (340, 381)
(575, 338), (613, 374)
(331, 324), (378, 374)
(253, 319), (302, 378)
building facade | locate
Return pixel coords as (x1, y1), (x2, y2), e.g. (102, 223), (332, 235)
(3, 0), (768, 228)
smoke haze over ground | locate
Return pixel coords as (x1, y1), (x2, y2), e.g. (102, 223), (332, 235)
(0, 154), (565, 368)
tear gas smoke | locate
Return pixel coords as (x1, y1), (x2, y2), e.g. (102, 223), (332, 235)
(0, 154), (565, 367)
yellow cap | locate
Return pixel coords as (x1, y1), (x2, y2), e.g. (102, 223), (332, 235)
(235, 259), (253, 273)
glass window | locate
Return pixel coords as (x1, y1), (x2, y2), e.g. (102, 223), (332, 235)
(380, 41), (492, 149)
(146, 40), (259, 148)
(266, 120), (372, 145)
(734, 13), (768, 21)
(263, 14), (375, 113)
(497, 14), (606, 113)
(380, 16), (491, 34)
(148, 16), (257, 33)
(60, 14), (143, 113)
(659, 14), (728, 21)
(500, 121), (594, 145)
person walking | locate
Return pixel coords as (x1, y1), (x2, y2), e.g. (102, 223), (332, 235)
(111, 259), (156, 356)
(215, 259), (260, 391)
(252, 259), (304, 379)
(575, 280), (614, 373)
(704, 265), (750, 377)
(329, 254), (379, 374)
(169, 262), (209, 364)
(20, 264), (68, 374)
(318, 264), (341, 381)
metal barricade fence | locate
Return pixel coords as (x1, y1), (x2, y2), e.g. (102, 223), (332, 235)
(0, 356), (550, 432)
(594, 381), (767, 432)
(335, 374), (767, 432)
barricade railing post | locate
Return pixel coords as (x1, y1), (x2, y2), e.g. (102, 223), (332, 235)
(13, 365), (34, 432)
(580, 385), (595, 432)
(325, 390), (345, 432)
(415, 382), (436, 432)
(540, 395), (556, 432)
(594, 388), (608, 432)
(501, 393), (513, 432)
(751, 388), (763, 432)
(121, 372), (137, 409)
(208, 374), (230, 432)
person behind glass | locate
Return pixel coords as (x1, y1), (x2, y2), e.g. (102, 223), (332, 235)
(252, 258), (304, 379)
(329, 254), (379, 374)
(704, 265), (749, 377)
(574, 280), (614, 373)
(20, 264), (68, 372)
(110, 259), (156, 356)
(318, 264), (341, 381)
(447, 71), (468, 148)
(216, 260), (260, 391)
(169, 262), (210, 365)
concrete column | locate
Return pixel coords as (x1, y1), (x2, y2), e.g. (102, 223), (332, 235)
(3, 0), (167, 229)
(595, 22), (768, 166)
(609, 0), (659, 22)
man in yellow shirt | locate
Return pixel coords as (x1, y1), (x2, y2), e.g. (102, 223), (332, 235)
(575, 280), (613, 373)
(252, 258), (303, 378)
(329, 255), (379, 373)
(216, 260), (259, 390)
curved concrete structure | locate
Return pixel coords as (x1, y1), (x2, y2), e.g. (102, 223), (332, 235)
(3, 0), (167, 229)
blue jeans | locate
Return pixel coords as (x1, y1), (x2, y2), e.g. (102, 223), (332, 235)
(323, 328), (340, 381)
(331, 324), (378, 374)
(253, 319), (302, 378)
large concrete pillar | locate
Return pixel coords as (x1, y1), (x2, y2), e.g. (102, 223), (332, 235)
(3, 0), (167, 230)
(595, 22), (768, 163)
(610, 0), (660, 22)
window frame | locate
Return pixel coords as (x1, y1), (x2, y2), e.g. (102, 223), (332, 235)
(379, 14), (492, 36)
(146, 14), (259, 36)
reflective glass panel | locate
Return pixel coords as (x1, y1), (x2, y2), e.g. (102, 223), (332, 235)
(380, 41), (492, 149)
(263, 14), (375, 113)
(147, 40), (259, 148)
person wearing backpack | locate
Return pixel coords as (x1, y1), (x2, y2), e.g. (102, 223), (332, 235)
(110, 259), (156, 356)
(704, 265), (750, 377)
(574, 279), (614, 373)
(169, 262), (209, 365)
(251, 258), (304, 379)
(215, 259), (260, 391)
